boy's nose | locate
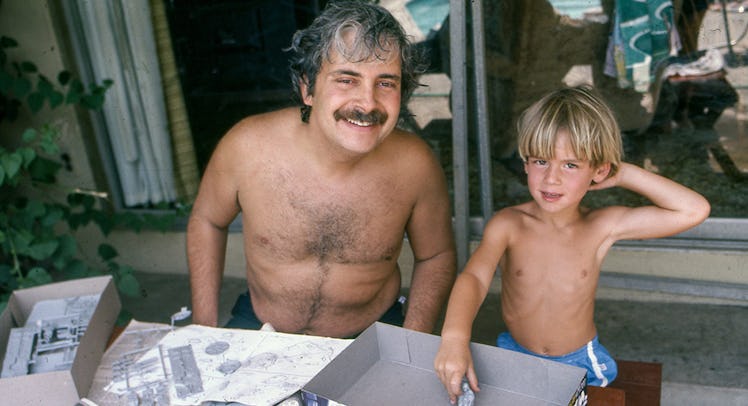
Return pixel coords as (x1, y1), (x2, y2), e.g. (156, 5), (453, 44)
(544, 165), (562, 184)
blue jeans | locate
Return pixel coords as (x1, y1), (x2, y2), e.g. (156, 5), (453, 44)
(497, 332), (618, 387)
(225, 291), (406, 338)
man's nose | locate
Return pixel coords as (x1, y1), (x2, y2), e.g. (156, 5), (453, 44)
(354, 84), (377, 111)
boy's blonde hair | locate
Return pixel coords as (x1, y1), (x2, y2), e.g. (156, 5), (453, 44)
(517, 86), (623, 175)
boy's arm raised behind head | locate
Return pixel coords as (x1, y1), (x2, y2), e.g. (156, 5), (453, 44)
(592, 162), (711, 242)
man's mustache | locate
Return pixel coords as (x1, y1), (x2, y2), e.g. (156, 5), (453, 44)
(334, 109), (388, 125)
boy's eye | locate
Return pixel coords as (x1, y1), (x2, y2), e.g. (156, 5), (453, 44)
(533, 159), (547, 165)
(564, 163), (578, 169)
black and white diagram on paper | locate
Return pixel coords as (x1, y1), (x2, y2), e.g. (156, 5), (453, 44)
(107, 324), (351, 405)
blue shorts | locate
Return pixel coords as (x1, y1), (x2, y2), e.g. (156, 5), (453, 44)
(497, 332), (618, 387)
(225, 291), (406, 337)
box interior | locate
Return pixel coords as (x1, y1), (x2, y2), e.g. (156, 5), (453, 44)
(303, 322), (586, 406)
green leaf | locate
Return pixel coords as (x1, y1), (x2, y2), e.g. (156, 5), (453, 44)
(66, 212), (90, 229)
(27, 156), (61, 183)
(0, 264), (12, 284)
(41, 205), (64, 227)
(48, 91), (64, 108)
(65, 78), (84, 105)
(21, 127), (37, 143)
(37, 76), (53, 93)
(82, 93), (105, 109)
(23, 267), (53, 287)
(58, 70), (72, 86)
(52, 234), (77, 270)
(116, 269), (141, 298)
(25, 199), (45, 219)
(17, 147), (36, 168)
(81, 194), (95, 210)
(0, 70), (13, 93)
(20, 61), (37, 73)
(98, 243), (118, 261)
(63, 259), (88, 279)
(0, 152), (22, 179)
(39, 127), (60, 154)
(28, 91), (44, 113)
(10, 228), (33, 255)
(0, 165), (5, 186)
(91, 210), (114, 235)
(28, 239), (59, 260)
(12, 76), (31, 98)
(0, 36), (18, 48)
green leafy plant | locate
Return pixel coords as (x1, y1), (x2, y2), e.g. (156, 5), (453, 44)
(0, 35), (170, 314)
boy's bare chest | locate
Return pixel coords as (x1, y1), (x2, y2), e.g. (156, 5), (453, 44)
(504, 229), (606, 283)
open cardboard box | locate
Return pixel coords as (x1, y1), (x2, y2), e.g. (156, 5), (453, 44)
(0, 275), (121, 405)
(302, 322), (587, 405)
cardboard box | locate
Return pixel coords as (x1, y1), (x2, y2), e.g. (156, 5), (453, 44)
(302, 322), (587, 405)
(0, 275), (121, 405)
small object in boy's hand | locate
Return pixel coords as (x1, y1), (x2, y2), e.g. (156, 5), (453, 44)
(457, 379), (475, 406)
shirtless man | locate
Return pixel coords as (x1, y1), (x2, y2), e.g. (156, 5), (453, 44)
(186, 1), (456, 338)
(434, 86), (710, 402)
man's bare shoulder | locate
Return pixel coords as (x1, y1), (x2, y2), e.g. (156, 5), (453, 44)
(379, 128), (442, 170)
(209, 108), (300, 162)
(221, 107), (299, 143)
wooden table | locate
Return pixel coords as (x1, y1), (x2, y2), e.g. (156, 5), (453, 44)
(587, 359), (663, 406)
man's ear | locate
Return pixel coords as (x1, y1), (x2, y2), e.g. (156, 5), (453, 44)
(592, 162), (612, 183)
(301, 76), (313, 105)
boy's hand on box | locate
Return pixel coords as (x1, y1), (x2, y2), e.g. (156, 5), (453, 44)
(434, 337), (480, 404)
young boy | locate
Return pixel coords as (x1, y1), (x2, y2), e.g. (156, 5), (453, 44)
(434, 86), (711, 403)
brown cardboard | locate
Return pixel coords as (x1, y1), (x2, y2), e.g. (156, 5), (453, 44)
(0, 275), (121, 405)
(302, 322), (587, 405)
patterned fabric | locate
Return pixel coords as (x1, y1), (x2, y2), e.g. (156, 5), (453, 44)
(605, 0), (679, 92)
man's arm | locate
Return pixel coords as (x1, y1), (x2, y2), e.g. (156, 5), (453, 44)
(186, 131), (243, 327)
(402, 142), (457, 334)
(591, 162), (711, 241)
(187, 213), (229, 327)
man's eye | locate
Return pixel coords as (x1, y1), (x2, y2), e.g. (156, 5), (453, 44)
(379, 81), (397, 88)
(337, 78), (354, 85)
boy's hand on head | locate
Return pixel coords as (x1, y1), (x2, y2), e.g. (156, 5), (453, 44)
(589, 162), (629, 191)
(434, 337), (480, 404)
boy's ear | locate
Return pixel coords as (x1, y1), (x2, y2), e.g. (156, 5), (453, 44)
(592, 163), (612, 183)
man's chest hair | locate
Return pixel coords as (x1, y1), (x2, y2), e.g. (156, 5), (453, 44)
(251, 189), (403, 264)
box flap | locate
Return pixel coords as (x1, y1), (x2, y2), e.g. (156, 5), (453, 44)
(303, 323), (380, 400)
(0, 275), (122, 404)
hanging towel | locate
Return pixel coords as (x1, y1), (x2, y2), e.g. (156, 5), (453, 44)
(604, 0), (679, 92)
